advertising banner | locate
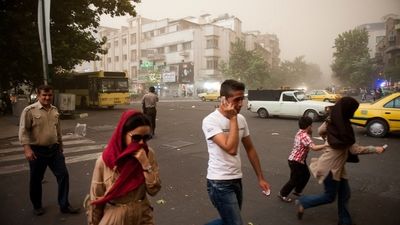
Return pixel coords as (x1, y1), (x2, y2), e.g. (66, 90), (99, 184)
(162, 72), (176, 83)
(178, 62), (194, 84)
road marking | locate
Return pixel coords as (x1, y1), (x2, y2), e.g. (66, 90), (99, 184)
(0, 139), (96, 155)
(0, 144), (105, 163)
(0, 135), (105, 175)
(0, 152), (102, 175)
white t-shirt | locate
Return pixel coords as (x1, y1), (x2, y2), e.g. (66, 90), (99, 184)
(202, 109), (250, 180)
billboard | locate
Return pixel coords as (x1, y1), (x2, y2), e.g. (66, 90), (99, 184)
(162, 72), (176, 83)
(178, 62), (194, 84)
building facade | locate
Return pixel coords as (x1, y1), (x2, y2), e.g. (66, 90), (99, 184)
(375, 14), (400, 85)
(75, 14), (280, 97)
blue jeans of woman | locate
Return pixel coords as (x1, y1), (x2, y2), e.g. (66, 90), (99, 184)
(298, 172), (352, 225)
(205, 179), (243, 225)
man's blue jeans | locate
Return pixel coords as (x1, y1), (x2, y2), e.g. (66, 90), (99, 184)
(299, 173), (352, 225)
(205, 179), (243, 225)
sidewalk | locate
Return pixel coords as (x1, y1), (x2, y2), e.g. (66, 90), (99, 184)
(0, 115), (20, 139)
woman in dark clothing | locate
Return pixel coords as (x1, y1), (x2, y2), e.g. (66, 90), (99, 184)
(295, 97), (386, 225)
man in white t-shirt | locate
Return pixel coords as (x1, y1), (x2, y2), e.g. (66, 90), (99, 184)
(202, 79), (270, 225)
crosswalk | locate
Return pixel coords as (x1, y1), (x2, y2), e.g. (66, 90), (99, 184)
(0, 134), (106, 175)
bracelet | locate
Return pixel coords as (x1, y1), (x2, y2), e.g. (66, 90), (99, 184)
(367, 146), (376, 153)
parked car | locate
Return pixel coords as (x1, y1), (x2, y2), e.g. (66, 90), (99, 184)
(339, 87), (359, 96)
(306, 89), (341, 103)
(351, 92), (400, 137)
(247, 90), (334, 121)
(198, 92), (220, 101)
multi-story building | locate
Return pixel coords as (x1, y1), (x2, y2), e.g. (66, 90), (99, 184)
(357, 22), (386, 58)
(375, 14), (400, 84)
(75, 14), (280, 97)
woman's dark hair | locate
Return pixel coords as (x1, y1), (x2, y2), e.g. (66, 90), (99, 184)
(298, 116), (313, 129)
(220, 79), (245, 97)
(121, 113), (151, 148)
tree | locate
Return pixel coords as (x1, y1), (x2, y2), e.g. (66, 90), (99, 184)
(331, 28), (372, 87)
(269, 56), (322, 89)
(0, 0), (139, 92)
(220, 39), (270, 89)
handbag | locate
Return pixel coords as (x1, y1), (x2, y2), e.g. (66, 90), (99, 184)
(346, 151), (359, 163)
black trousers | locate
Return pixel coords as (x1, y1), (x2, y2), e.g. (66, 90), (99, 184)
(144, 107), (157, 135)
(280, 160), (310, 197)
(29, 145), (70, 209)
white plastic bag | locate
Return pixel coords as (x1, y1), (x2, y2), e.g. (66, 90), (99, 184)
(74, 123), (87, 137)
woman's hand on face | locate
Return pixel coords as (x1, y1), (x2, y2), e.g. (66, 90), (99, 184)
(133, 148), (150, 166)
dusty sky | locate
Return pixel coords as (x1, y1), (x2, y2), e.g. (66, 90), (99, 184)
(101, 0), (400, 78)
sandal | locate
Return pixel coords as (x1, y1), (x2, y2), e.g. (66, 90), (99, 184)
(277, 193), (292, 203)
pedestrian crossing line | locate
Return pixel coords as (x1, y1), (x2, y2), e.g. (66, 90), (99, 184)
(0, 144), (105, 163)
(0, 152), (102, 175)
(8, 134), (92, 146)
(0, 139), (97, 155)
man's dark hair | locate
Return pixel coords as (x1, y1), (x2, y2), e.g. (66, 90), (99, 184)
(149, 86), (155, 93)
(37, 84), (53, 94)
(220, 79), (245, 97)
(298, 116), (313, 129)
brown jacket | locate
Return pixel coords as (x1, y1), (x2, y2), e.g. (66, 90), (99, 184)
(86, 148), (161, 225)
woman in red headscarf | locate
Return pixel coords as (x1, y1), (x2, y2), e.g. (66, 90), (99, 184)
(85, 110), (161, 225)
(295, 97), (385, 225)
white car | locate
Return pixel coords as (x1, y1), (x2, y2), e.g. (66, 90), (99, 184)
(247, 90), (334, 121)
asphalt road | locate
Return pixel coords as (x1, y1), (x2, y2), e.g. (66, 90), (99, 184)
(0, 100), (399, 225)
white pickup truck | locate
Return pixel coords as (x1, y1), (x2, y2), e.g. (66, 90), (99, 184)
(247, 90), (334, 121)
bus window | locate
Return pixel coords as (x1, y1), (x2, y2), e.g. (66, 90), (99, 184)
(101, 79), (114, 92)
(116, 80), (129, 92)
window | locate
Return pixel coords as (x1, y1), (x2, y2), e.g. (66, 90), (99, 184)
(123, 54), (127, 61)
(114, 41), (118, 47)
(206, 37), (219, 49)
(159, 27), (165, 34)
(130, 33), (136, 44)
(206, 57), (219, 70)
(169, 44), (177, 52)
(130, 50), (137, 62)
(384, 97), (400, 109)
(283, 93), (297, 102)
(182, 41), (192, 50)
(131, 66), (137, 78)
(122, 38), (127, 45)
(107, 57), (112, 63)
(115, 56), (119, 62)
(141, 50), (148, 57)
(157, 47), (165, 54)
(106, 43), (111, 49)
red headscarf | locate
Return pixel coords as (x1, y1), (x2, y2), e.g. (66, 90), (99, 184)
(92, 110), (148, 205)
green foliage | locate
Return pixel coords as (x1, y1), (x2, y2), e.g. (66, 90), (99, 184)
(0, 0), (139, 92)
(331, 28), (372, 87)
(220, 39), (270, 89)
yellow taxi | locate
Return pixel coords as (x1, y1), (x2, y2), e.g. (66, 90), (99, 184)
(351, 92), (400, 137)
(306, 90), (341, 103)
(198, 92), (220, 101)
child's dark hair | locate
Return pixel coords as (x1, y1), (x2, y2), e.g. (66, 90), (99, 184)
(298, 116), (313, 129)
(121, 113), (151, 147)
